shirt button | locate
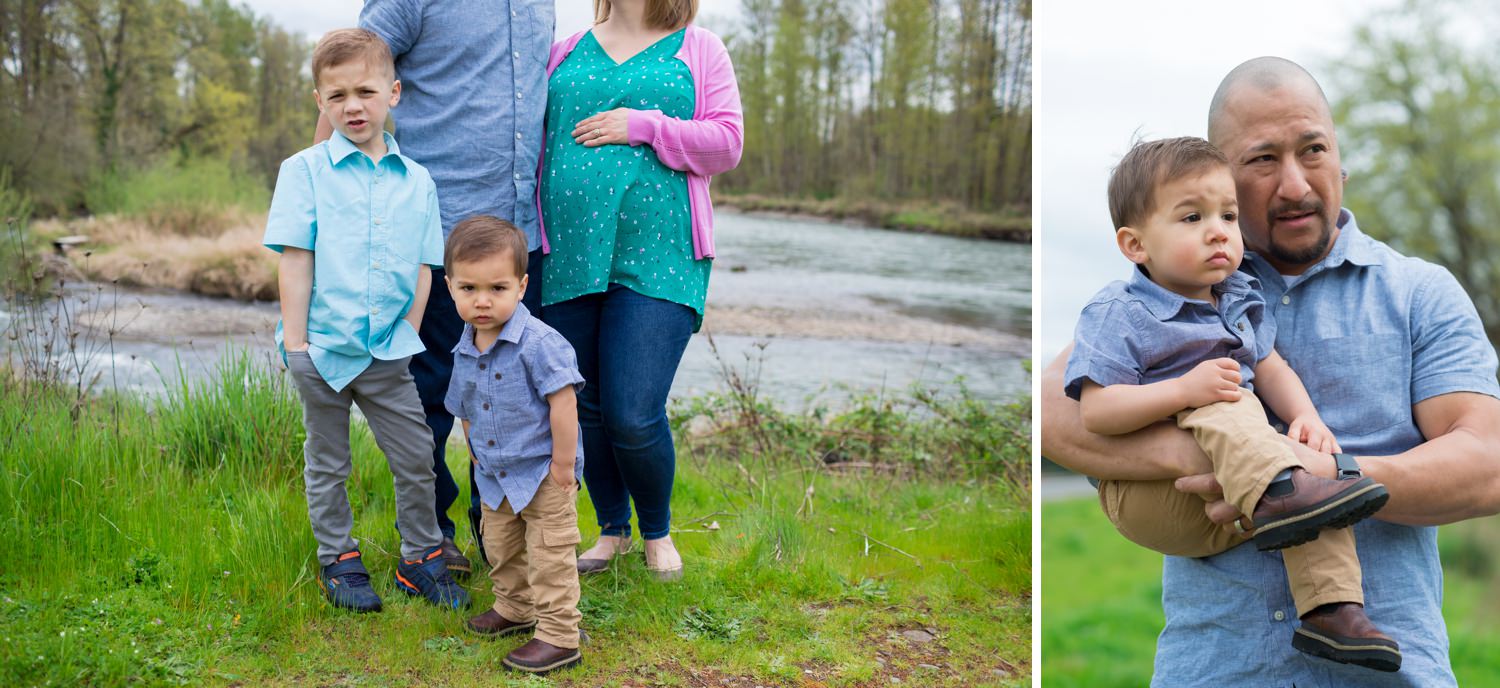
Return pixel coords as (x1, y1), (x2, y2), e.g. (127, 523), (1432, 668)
(516, 91), (523, 100)
(516, 132), (523, 140)
(1274, 423), (1285, 433)
(487, 439), (495, 447)
(1237, 322), (1245, 331)
(372, 306), (380, 315)
(514, 173), (521, 180)
(1281, 295), (1291, 305)
(1273, 610), (1286, 621)
(513, 51), (520, 59)
(495, 372), (502, 380)
(479, 363), (487, 370)
(482, 402), (491, 411)
(372, 261), (381, 269)
(499, 470), (507, 478)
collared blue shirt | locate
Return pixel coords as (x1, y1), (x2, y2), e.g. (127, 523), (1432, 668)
(444, 302), (585, 513)
(1064, 267), (1273, 400)
(263, 130), (445, 392)
(360, 0), (552, 247)
(1153, 210), (1500, 687)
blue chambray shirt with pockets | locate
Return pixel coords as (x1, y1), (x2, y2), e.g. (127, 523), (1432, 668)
(1063, 267), (1274, 401)
(444, 303), (585, 514)
(1152, 211), (1500, 687)
(263, 130), (445, 392)
(360, 0), (552, 245)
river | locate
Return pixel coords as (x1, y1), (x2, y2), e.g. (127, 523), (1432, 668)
(3, 211), (1031, 408)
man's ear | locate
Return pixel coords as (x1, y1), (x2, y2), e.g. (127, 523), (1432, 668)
(1117, 226), (1149, 265)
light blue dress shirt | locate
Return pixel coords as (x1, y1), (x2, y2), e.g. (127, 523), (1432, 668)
(1152, 210), (1500, 687)
(444, 303), (585, 514)
(1064, 268), (1274, 400)
(263, 130), (445, 392)
(360, 0), (553, 247)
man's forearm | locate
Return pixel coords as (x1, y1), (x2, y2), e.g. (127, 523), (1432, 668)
(1361, 392), (1500, 525)
(1041, 345), (1212, 480)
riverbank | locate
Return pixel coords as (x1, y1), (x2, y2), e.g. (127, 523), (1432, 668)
(715, 194), (1031, 242)
(0, 360), (1030, 686)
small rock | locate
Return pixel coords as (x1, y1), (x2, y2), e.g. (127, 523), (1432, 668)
(875, 656), (886, 665)
(992, 668), (1013, 677)
(706, 521), (721, 531)
(901, 629), (935, 643)
(925, 627), (938, 635)
(890, 678), (902, 685)
(918, 663), (939, 670)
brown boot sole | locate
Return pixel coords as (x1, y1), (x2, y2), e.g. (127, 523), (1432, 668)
(1292, 625), (1401, 672)
(502, 648), (582, 674)
(465, 618), (536, 638)
(1253, 479), (1388, 551)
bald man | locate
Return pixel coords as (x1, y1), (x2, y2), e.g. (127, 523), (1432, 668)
(1042, 57), (1500, 686)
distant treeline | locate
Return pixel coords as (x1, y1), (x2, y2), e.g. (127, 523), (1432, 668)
(722, 0), (1030, 214)
(0, 0), (1030, 220)
(1, 0), (311, 216)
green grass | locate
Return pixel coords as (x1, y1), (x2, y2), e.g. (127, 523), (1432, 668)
(715, 193), (1031, 242)
(0, 361), (1030, 686)
(1041, 497), (1500, 686)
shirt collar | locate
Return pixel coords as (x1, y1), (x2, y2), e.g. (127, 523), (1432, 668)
(1127, 264), (1258, 321)
(451, 302), (532, 357)
(326, 129), (404, 169)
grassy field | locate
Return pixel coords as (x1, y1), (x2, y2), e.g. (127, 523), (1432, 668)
(714, 194), (1030, 243)
(0, 356), (1030, 687)
(1042, 497), (1500, 686)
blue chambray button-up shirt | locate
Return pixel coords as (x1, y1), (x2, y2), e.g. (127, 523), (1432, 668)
(1064, 267), (1274, 400)
(444, 303), (585, 513)
(360, 0), (552, 247)
(1152, 210), (1500, 687)
(263, 130), (445, 392)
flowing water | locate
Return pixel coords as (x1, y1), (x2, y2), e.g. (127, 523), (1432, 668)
(3, 211), (1031, 407)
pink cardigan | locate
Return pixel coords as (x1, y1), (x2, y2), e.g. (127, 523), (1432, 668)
(537, 24), (744, 260)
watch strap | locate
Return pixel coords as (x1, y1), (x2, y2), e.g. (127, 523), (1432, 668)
(1333, 452), (1362, 481)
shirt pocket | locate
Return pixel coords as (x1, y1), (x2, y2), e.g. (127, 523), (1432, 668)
(1296, 334), (1411, 439)
(494, 365), (534, 411)
(387, 201), (431, 265)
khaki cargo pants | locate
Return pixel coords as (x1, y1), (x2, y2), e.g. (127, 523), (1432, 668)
(480, 477), (583, 648)
(1097, 393), (1363, 616)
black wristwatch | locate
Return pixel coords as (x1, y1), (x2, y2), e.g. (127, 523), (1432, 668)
(1333, 452), (1362, 481)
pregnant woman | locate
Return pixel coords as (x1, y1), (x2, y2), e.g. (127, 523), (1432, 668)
(539, 0), (743, 580)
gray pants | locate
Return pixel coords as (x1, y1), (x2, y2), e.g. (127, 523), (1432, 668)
(287, 351), (441, 566)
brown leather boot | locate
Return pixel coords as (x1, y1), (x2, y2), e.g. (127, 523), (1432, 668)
(1250, 468), (1388, 551)
(464, 609), (536, 638)
(503, 638), (582, 674)
(1292, 602), (1401, 672)
(440, 537), (473, 580)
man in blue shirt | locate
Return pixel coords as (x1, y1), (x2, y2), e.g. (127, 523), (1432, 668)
(316, 1), (555, 577)
(1042, 57), (1500, 686)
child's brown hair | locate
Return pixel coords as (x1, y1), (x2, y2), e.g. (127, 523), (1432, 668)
(1108, 137), (1229, 230)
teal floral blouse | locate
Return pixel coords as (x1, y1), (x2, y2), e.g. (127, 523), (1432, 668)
(541, 29), (708, 327)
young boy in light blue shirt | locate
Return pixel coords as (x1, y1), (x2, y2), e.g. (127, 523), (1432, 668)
(264, 28), (467, 613)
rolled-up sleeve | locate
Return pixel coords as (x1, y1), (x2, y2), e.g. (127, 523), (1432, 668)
(359, 0), (422, 58)
(444, 358), (469, 419)
(1409, 266), (1500, 403)
(526, 332), (586, 397)
(1063, 301), (1148, 400)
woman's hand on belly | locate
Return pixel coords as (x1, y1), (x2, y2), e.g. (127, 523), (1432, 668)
(574, 108), (631, 147)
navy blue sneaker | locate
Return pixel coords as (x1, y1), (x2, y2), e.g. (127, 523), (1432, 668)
(395, 546), (471, 610)
(319, 550), (382, 613)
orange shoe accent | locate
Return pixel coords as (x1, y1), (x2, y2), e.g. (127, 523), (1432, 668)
(395, 571), (416, 590)
(338, 551), (361, 562)
(425, 548), (442, 561)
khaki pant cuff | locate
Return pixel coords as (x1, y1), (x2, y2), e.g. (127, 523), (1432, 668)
(534, 629), (580, 649)
(1232, 454), (1304, 519)
(491, 601), (535, 624)
(1293, 588), (1365, 618)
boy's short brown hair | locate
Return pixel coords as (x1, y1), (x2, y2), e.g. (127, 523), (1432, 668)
(445, 215), (529, 277)
(311, 28), (394, 87)
(1108, 137), (1229, 230)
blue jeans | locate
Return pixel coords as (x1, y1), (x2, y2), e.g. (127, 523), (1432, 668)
(543, 284), (694, 540)
(409, 250), (543, 540)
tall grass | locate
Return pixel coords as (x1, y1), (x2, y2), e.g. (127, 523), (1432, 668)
(84, 157), (269, 237)
(0, 357), (1030, 686)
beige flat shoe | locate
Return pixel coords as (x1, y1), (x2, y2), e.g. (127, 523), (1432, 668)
(644, 535), (684, 582)
(576, 534), (633, 575)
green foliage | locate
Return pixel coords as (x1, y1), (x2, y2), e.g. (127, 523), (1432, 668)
(1334, 0), (1500, 346)
(0, 355), (1030, 685)
(84, 156), (270, 234)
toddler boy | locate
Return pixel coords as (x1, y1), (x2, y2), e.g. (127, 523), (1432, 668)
(265, 28), (467, 613)
(443, 216), (585, 674)
(1064, 137), (1400, 672)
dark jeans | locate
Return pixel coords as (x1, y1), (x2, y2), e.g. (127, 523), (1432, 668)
(409, 250), (543, 540)
(544, 284), (695, 540)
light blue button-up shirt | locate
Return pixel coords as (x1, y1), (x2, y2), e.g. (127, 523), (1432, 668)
(263, 130), (445, 392)
(1153, 210), (1500, 687)
(360, 0), (552, 247)
(443, 303), (585, 513)
(1064, 268), (1274, 400)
